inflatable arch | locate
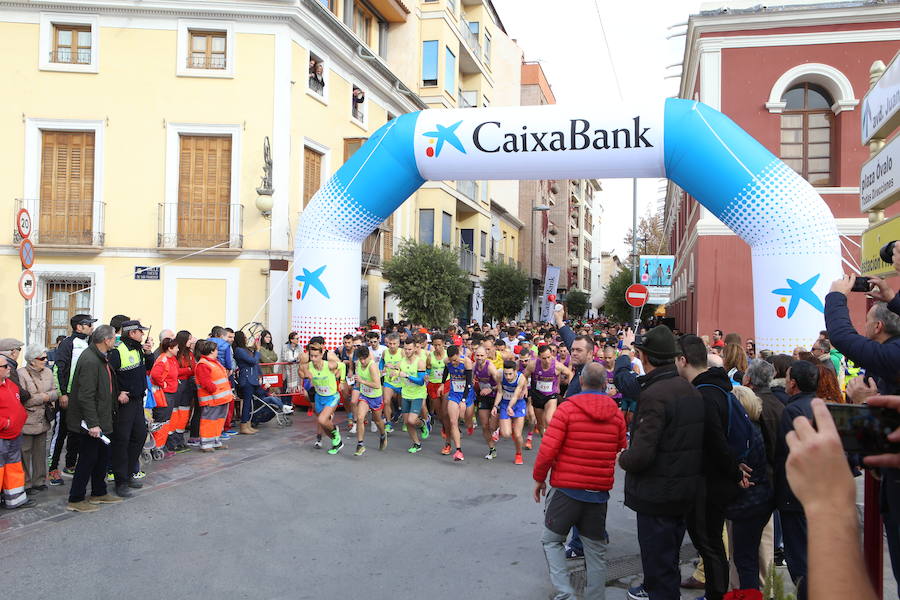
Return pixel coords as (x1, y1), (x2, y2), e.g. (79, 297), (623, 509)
(293, 99), (841, 353)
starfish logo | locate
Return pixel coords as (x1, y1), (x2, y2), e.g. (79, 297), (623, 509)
(422, 120), (466, 158)
(295, 265), (330, 300)
(772, 274), (824, 319)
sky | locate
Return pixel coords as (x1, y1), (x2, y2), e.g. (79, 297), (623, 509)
(492, 0), (706, 257)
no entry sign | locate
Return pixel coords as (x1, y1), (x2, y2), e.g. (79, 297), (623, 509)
(625, 283), (649, 308)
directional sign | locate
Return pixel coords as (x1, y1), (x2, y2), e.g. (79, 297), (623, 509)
(18, 269), (36, 301)
(862, 50), (900, 144)
(19, 239), (34, 269)
(860, 133), (900, 212)
(16, 208), (32, 239)
(861, 214), (900, 278)
(625, 283), (649, 308)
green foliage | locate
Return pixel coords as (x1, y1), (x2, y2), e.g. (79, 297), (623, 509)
(624, 209), (670, 256)
(382, 239), (470, 328)
(482, 260), (530, 322)
(565, 289), (590, 318)
(601, 267), (636, 324)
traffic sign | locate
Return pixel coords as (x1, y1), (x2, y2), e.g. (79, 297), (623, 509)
(862, 51), (900, 144)
(625, 283), (649, 308)
(16, 208), (32, 239)
(19, 239), (34, 269)
(18, 269), (36, 300)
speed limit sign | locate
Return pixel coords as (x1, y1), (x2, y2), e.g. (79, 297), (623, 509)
(16, 208), (32, 239)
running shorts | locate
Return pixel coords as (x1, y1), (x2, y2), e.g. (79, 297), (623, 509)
(362, 394), (383, 411)
(498, 399), (527, 419)
(477, 391), (495, 411)
(427, 381), (450, 399)
(384, 382), (401, 393)
(531, 390), (558, 410)
(314, 393), (339, 414)
(448, 392), (475, 407)
(401, 396), (424, 415)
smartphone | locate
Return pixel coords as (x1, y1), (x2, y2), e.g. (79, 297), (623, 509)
(851, 276), (872, 292)
(826, 403), (900, 456)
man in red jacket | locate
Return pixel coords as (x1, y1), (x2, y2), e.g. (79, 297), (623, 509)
(0, 354), (36, 510)
(533, 362), (626, 599)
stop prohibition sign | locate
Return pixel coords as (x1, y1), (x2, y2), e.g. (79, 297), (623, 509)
(625, 283), (649, 308)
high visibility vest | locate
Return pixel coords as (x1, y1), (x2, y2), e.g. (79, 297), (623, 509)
(428, 351), (447, 384)
(116, 342), (143, 372)
(197, 358), (232, 406)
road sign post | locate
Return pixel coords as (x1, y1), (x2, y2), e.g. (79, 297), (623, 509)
(625, 283), (649, 308)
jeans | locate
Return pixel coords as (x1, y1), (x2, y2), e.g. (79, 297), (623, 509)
(568, 527), (582, 553)
(730, 510), (772, 590)
(686, 484), (728, 600)
(238, 384), (255, 423)
(543, 489), (608, 599)
(240, 385), (283, 425)
(68, 434), (110, 503)
(780, 510), (808, 600)
(636, 513), (686, 600)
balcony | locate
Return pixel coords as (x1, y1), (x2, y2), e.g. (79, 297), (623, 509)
(459, 247), (477, 274)
(456, 180), (479, 200)
(362, 230), (382, 269)
(157, 202), (243, 250)
(187, 55), (226, 70)
(458, 90), (477, 108)
(14, 198), (105, 247)
(459, 16), (481, 60)
(50, 49), (91, 65)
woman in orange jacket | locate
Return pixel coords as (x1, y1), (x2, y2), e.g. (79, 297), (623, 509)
(194, 340), (232, 451)
(149, 339), (179, 455)
(168, 331), (196, 450)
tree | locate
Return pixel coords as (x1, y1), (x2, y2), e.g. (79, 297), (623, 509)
(565, 289), (590, 319)
(383, 239), (470, 328)
(624, 209), (670, 256)
(601, 267), (658, 325)
(482, 260), (529, 322)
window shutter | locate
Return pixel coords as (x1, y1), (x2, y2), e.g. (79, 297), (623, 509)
(303, 147), (323, 207)
(178, 135), (231, 246)
(39, 131), (94, 244)
(382, 214), (393, 261)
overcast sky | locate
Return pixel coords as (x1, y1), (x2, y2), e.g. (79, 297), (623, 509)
(492, 0), (706, 257)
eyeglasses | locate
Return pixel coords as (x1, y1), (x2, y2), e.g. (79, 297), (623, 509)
(0, 364), (10, 370)
(36, 356), (48, 361)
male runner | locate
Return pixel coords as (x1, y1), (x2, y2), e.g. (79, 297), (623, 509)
(337, 334), (357, 432)
(524, 344), (572, 440)
(307, 346), (343, 454)
(380, 333), (403, 432)
(426, 334), (452, 454)
(394, 338), (429, 453)
(443, 345), (473, 461)
(473, 347), (500, 460)
(352, 346), (387, 455)
(493, 360), (529, 464)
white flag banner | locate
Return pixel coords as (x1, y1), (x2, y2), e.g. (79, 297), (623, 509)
(539, 266), (561, 323)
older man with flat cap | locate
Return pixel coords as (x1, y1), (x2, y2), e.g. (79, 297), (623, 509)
(0, 338), (30, 404)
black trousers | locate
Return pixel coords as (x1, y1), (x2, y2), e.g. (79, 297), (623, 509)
(49, 407), (79, 471)
(111, 399), (147, 484)
(781, 510), (808, 600)
(68, 434), (110, 503)
(731, 509), (773, 590)
(686, 483), (729, 600)
(636, 513), (687, 600)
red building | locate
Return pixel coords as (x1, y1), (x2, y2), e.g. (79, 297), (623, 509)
(666, 1), (900, 344)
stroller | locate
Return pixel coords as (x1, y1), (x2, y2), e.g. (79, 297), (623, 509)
(142, 421), (168, 462)
(249, 391), (293, 427)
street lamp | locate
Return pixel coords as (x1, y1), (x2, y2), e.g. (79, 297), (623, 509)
(530, 202), (552, 320)
(255, 136), (274, 218)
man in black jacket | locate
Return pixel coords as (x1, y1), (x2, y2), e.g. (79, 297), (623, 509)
(675, 334), (748, 600)
(620, 326), (704, 600)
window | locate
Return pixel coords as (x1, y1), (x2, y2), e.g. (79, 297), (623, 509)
(52, 24), (91, 64)
(480, 230), (487, 257)
(419, 209), (435, 245)
(344, 137), (367, 162)
(189, 30), (227, 69)
(303, 146), (324, 207)
(318, 0), (337, 12)
(779, 83), (833, 186)
(351, 85), (366, 123)
(45, 280), (91, 347)
(447, 0), (456, 15)
(468, 21), (480, 37)
(442, 211), (452, 247)
(444, 47), (456, 95)
(483, 31), (491, 66)
(40, 131), (95, 245)
(353, 1), (374, 46)
(309, 51), (326, 97)
(422, 40), (438, 86)
(177, 135), (232, 247)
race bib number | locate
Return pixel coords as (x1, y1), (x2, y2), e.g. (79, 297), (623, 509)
(315, 385), (331, 395)
(360, 383), (376, 397)
(536, 380), (553, 393)
(502, 389), (514, 401)
(479, 382), (492, 392)
(346, 376), (356, 386)
(451, 380), (466, 393)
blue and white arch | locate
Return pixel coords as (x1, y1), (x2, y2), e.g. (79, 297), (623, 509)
(294, 99), (840, 352)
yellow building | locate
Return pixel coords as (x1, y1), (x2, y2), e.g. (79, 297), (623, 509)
(0, 0), (524, 347)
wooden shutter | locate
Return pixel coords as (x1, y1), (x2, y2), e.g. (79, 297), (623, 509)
(303, 147), (323, 208)
(382, 214), (393, 261)
(45, 281), (91, 347)
(40, 131), (94, 244)
(177, 135), (231, 247)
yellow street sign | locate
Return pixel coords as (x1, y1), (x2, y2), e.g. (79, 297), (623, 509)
(861, 215), (900, 277)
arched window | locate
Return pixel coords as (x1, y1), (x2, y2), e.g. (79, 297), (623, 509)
(779, 83), (833, 186)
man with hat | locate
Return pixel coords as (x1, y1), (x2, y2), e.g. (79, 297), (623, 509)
(0, 353), (36, 510)
(619, 325), (705, 600)
(48, 314), (96, 484)
(0, 338), (30, 403)
(108, 320), (153, 497)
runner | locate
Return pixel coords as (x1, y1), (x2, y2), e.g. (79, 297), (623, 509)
(380, 333), (403, 432)
(557, 344), (572, 397)
(443, 345), (474, 461)
(365, 331), (387, 433)
(337, 334), (357, 432)
(352, 346), (387, 456)
(307, 346), (343, 455)
(414, 332), (433, 431)
(393, 338), (429, 453)
(524, 344), (572, 439)
(426, 333), (451, 455)
(473, 346), (500, 460)
(492, 360), (529, 464)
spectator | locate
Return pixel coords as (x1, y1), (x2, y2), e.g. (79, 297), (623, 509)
(66, 326), (126, 512)
(194, 340), (232, 452)
(533, 362), (626, 599)
(723, 343), (748, 385)
(814, 363), (843, 404)
(711, 329), (725, 349)
(17, 345), (57, 493)
(768, 354), (793, 406)
(281, 332), (303, 398)
(234, 331), (285, 434)
(168, 330), (196, 450)
(47, 334), (66, 364)
(745, 339), (756, 361)
(259, 330), (278, 377)
(741, 359), (784, 474)
(0, 338), (30, 404)
(811, 338), (842, 379)
(150, 337), (180, 455)
(619, 325), (705, 600)
(0, 354), (35, 510)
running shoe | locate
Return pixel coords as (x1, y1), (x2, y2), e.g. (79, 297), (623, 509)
(420, 422), (430, 440)
(384, 422), (394, 434)
(349, 423), (357, 434)
(219, 432), (231, 440)
(514, 453), (524, 465)
(425, 416), (433, 433)
(306, 407), (314, 416)
(484, 447), (497, 460)
(379, 434), (388, 451)
(525, 433), (533, 450)
(132, 471), (146, 480)
(48, 470), (63, 486)
(370, 420), (378, 433)
(402, 423), (408, 432)
(452, 449), (465, 462)
(328, 441), (344, 455)
(106, 472), (115, 483)
(441, 430), (448, 440)
(314, 439), (323, 449)
(466, 425), (474, 436)
(626, 584), (648, 599)
(225, 428), (238, 436)
(62, 467), (76, 477)
(282, 405), (294, 414)
(331, 429), (342, 446)
(407, 444), (422, 454)
(354, 444), (366, 457)
(441, 443), (451, 455)
(491, 429), (500, 442)
(174, 445), (191, 453)
(186, 438), (201, 447)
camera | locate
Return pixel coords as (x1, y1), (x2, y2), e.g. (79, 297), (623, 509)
(827, 403), (900, 456)
(880, 241), (897, 264)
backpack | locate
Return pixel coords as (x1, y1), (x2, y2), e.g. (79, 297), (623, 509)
(696, 383), (754, 462)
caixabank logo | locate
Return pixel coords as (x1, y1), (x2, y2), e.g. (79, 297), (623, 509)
(422, 120), (467, 158)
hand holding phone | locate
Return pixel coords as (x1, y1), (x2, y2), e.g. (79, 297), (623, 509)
(860, 396), (900, 468)
(827, 401), (900, 457)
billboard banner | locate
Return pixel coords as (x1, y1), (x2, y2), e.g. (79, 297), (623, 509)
(639, 255), (673, 304)
(539, 266), (562, 323)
